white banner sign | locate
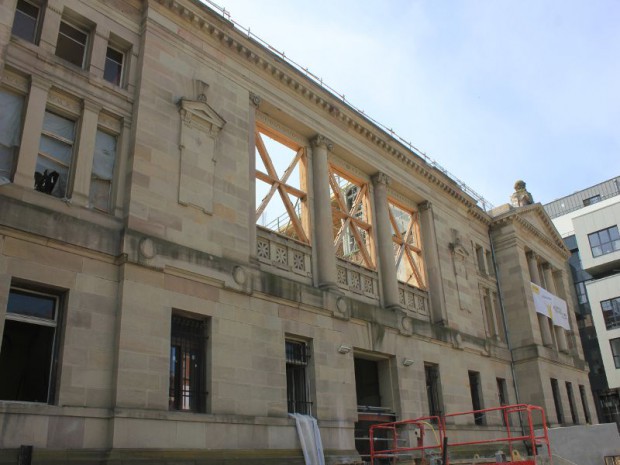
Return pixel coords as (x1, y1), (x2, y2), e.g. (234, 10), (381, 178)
(530, 282), (570, 330)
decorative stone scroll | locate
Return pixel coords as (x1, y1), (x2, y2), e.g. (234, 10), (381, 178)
(177, 89), (226, 214)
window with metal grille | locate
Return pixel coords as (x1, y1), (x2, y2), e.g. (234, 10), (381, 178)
(285, 339), (311, 415)
(424, 363), (443, 418)
(468, 371), (485, 425)
(169, 314), (207, 413)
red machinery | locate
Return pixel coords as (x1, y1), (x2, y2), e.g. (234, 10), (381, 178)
(370, 404), (552, 465)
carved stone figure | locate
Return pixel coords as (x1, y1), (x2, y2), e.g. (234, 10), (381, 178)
(511, 180), (534, 207)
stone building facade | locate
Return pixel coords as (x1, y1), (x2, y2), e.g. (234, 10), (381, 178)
(0, 0), (594, 463)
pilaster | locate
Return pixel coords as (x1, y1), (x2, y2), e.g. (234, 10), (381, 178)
(72, 99), (102, 206)
(419, 201), (447, 324)
(14, 76), (50, 189)
(311, 134), (337, 290)
(528, 252), (553, 347)
(372, 172), (400, 310)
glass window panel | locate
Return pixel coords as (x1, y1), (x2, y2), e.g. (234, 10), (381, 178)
(599, 229), (611, 244)
(35, 155), (69, 197)
(602, 242), (613, 254)
(92, 130), (116, 180)
(7, 289), (56, 320)
(56, 22), (87, 68)
(610, 227), (620, 241)
(592, 246), (602, 257)
(0, 90), (24, 181)
(12, 0), (39, 43)
(89, 178), (112, 212)
(42, 111), (75, 141)
(39, 135), (73, 166)
(104, 47), (123, 85)
(589, 233), (601, 247)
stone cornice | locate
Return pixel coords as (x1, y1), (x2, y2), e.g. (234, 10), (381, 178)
(151, 0), (491, 225)
(490, 205), (569, 259)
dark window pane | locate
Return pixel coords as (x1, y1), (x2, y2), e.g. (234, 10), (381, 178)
(104, 47), (123, 85)
(56, 22), (87, 68)
(7, 289), (56, 319)
(0, 320), (55, 402)
(12, 0), (39, 43)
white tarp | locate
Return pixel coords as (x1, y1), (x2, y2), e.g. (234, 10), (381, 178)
(0, 90), (24, 183)
(530, 282), (570, 330)
(289, 413), (325, 465)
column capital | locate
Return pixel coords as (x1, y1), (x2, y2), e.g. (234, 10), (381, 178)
(526, 250), (538, 262)
(82, 99), (103, 114)
(249, 92), (261, 107)
(30, 74), (51, 92)
(419, 200), (432, 212)
(372, 172), (390, 187)
(311, 134), (333, 151)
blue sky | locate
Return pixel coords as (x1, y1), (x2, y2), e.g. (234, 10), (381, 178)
(213, 0), (620, 208)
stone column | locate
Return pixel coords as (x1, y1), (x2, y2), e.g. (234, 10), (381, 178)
(372, 172), (400, 309)
(71, 100), (101, 206)
(39, 2), (61, 55)
(248, 93), (260, 263)
(311, 135), (338, 290)
(89, 28), (110, 80)
(112, 118), (131, 217)
(419, 201), (447, 324)
(14, 76), (51, 189)
(543, 265), (569, 353)
(527, 252), (553, 347)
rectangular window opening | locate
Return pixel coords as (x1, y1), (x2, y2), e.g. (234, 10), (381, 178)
(468, 371), (485, 425)
(36, 110), (76, 198)
(566, 382), (578, 424)
(551, 378), (564, 425)
(104, 46), (124, 86)
(285, 339), (312, 415)
(578, 384), (591, 424)
(0, 89), (25, 183)
(588, 226), (620, 258)
(0, 286), (62, 403)
(354, 356), (396, 463)
(601, 297), (620, 330)
(425, 363), (443, 418)
(610, 338), (620, 369)
(12, 0), (43, 44)
(583, 194), (601, 206)
(55, 19), (89, 68)
(90, 129), (118, 212)
(497, 377), (509, 426)
(169, 314), (208, 413)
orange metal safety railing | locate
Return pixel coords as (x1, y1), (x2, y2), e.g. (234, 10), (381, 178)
(370, 404), (552, 465)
